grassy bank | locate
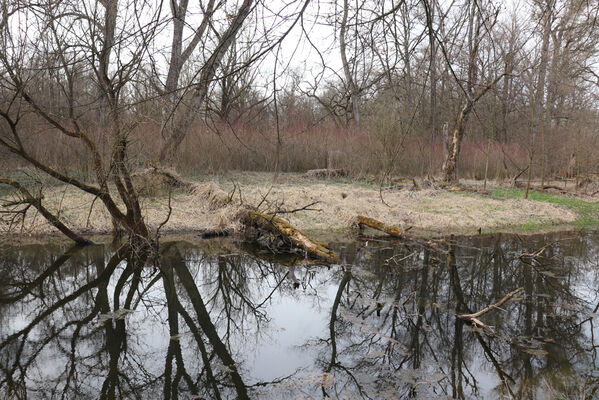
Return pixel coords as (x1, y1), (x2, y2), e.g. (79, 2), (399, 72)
(490, 187), (599, 232)
(1, 172), (592, 243)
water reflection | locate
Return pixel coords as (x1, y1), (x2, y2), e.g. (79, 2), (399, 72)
(0, 232), (598, 399)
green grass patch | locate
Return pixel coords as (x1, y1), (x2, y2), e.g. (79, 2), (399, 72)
(491, 187), (599, 229)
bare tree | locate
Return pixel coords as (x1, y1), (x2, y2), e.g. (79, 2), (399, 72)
(156, 0), (310, 163)
(426, 0), (505, 182)
(0, 0), (162, 245)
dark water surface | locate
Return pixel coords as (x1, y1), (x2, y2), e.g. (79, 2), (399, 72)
(1, 231), (599, 399)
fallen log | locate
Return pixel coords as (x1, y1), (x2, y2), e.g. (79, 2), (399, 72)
(440, 184), (490, 195)
(354, 215), (405, 238)
(239, 209), (339, 263)
(198, 229), (231, 239)
(303, 168), (348, 179)
(514, 181), (571, 195)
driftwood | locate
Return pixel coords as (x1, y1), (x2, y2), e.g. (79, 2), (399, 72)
(303, 168), (348, 179)
(458, 287), (523, 330)
(354, 215), (406, 238)
(239, 209), (339, 263)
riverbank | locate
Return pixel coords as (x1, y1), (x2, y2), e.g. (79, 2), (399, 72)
(1, 172), (596, 243)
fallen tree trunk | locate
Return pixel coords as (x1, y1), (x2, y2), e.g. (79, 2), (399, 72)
(303, 168), (348, 179)
(240, 209), (339, 263)
(441, 184), (490, 195)
(354, 215), (405, 238)
(1, 178), (93, 245)
(514, 181), (571, 195)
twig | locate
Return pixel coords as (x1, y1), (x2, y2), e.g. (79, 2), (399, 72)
(56, 185), (67, 220)
(227, 180), (238, 203)
(272, 201), (322, 215)
(511, 165), (529, 185)
(156, 189), (173, 239)
(378, 171), (391, 207)
(236, 180), (244, 205)
(385, 251), (416, 265)
(85, 194), (100, 228)
(256, 185), (274, 210)
(255, 271), (289, 309)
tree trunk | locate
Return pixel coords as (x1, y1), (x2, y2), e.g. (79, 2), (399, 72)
(157, 0), (254, 164)
(441, 2), (479, 182)
(340, 0), (360, 129)
(443, 105), (469, 182)
(428, 0), (437, 176)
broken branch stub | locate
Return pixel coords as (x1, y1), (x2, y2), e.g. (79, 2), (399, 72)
(240, 209), (339, 263)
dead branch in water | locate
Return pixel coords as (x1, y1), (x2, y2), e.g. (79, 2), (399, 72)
(240, 209), (339, 263)
(354, 215), (406, 238)
(519, 243), (551, 260)
(458, 287), (524, 330)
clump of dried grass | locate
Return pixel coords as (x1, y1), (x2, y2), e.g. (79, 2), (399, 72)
(190, 181), (233, 210)
(132, 167), (192, 196)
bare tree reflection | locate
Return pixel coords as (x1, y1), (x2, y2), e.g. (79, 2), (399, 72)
(309, 234), (599, 399)
(1, 233), (599, 399)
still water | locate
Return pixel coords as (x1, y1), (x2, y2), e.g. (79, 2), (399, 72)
(1, 231), (599, 399)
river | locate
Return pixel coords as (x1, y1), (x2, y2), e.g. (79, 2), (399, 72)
(1, 231), (598, 399)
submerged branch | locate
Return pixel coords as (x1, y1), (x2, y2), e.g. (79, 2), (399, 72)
(458, 287), (524, 327)
(354, 215), (406, 238)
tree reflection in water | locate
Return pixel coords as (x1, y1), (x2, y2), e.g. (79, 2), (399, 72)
(0, 232), (598, 399)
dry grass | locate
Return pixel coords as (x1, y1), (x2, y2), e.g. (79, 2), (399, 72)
(0, 172), (578, 241)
